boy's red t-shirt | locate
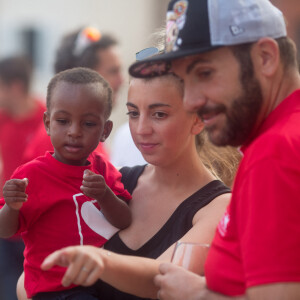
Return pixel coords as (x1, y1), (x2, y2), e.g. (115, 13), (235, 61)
(0, 152), (130, 298)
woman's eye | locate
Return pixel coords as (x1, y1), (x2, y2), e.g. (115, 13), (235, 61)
(127, 111), (139, 118)
(153, 112), (167, 119)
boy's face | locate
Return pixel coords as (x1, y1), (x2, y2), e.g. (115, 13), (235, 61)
(44, 81), (112, 166)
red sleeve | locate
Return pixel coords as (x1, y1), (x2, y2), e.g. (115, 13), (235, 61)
(237, 156), (300, 288)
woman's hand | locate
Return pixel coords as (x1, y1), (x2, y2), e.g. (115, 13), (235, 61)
(41, 245), (106, 287)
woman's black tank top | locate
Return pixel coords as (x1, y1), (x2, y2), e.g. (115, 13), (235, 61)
(98, 165), (230, 300)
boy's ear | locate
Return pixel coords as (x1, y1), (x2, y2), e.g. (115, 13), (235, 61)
(100, 120), (113, 142)
(191, 116), (205, 135)
(43, 111), (51, 136)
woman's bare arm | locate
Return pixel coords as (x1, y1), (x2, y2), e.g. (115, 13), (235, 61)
(41, 246), (160, 299)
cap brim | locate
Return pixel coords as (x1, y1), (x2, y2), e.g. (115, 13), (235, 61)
(129, 45), (220, 78)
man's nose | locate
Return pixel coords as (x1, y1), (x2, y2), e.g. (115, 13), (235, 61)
(183, 87), (207, 113)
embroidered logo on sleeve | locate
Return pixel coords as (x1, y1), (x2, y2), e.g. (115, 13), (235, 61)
(217, 210), (230, 237)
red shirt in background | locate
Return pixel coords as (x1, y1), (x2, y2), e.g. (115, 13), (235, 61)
(0, 99), (46, 196)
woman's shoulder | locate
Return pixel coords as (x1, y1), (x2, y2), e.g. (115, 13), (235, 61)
(189, 180), (231, 206)
(119, 165), (147, 194)
(119, 165), (147, 177)
(193, 185), (231, 224)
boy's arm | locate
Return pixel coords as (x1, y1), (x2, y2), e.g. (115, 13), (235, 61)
(0, 178), (28, 238)
(81, 170), (131, 229)
(95, 186), (132, 229)
(0, 204), (20, 238)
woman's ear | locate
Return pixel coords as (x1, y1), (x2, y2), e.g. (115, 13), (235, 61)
(191, 116), (205, 135)
(43, 111), (51, 136)
(252, 37), (280, 77)
(100, 120), (113, 142)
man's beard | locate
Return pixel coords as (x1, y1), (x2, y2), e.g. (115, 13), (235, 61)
(202, 71), (263, 147)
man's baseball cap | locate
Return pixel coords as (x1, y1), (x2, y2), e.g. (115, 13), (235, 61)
(129, 0), (287, 78)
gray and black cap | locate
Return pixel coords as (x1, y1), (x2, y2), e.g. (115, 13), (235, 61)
(129, 0), (287, 78)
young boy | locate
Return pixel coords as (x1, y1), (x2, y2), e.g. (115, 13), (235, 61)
(0, 67), (131, 299)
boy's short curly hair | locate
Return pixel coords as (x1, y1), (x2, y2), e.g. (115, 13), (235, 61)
(46, 67), (112, 118)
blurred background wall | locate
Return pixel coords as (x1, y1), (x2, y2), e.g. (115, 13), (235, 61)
(0, 0), (169, 149)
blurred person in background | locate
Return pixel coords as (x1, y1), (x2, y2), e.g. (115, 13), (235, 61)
(0, 55), (46, 300)
(54, 26), (123, 106)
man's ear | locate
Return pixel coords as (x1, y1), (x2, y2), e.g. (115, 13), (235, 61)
(100, 120), (113, 142)
(43, 111), (51, 136)
(191, 116), (205, 135)
(252, 37), (280, 77)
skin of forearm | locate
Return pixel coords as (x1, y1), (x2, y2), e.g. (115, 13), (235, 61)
(101, 250), (160, 299)
(96, 187), (132, 229)
(0, 204), (19, 238)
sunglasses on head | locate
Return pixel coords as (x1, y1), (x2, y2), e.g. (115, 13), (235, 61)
(133, 47), (171, 78)
(135, 47), (161, 61)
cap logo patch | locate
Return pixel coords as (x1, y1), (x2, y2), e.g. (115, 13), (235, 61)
(230, 25), (245, 36)
(166, 0), (188, 52)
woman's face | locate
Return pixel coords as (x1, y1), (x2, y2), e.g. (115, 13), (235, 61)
(127, 77), (202, 166)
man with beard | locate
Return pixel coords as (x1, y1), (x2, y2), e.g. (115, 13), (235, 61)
(129, 0), (300, 299)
